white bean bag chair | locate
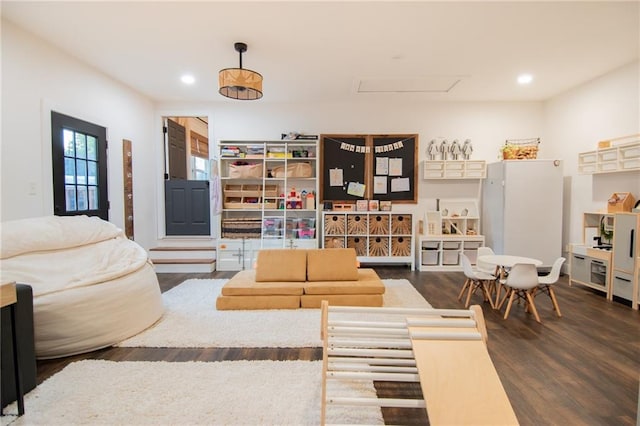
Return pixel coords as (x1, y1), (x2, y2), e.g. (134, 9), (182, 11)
(0, 215), (163, 359)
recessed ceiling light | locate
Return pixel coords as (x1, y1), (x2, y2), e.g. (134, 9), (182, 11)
(517, 74), (533, 85)
(181, 74), (195, 85)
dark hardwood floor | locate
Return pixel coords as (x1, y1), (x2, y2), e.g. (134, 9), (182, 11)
(36, 267), (640, 425)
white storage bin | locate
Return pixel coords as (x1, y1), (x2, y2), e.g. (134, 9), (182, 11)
(463, 241), (482, 249)
(421, 250), (440, 266)
(422, 240), (440, 250)
(442, 250), (460, 265)
(442, 241), (461, 250)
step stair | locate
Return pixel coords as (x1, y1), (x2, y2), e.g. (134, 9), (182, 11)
(149, 246), (216, 273)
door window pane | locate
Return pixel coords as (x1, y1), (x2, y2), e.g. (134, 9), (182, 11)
(75, 133), (87, 159)
(76, 159), (87, 184)
(64, 129), (75, 156)
(77, 186), (88, 210)
(65, 185), (77, 211)
(64, 158), (76, 184)
(88, 186), (98, 209)
(87, 161), (97, 185)
(87, 136), (97, 160)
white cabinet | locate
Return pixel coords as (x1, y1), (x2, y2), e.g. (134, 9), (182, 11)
(426, 199), (480, 236)
(612, 213), (640, 309)
(482, 160), (563, 268)
(423, 160), (486, 179)
(216, 239), (260, 271)
(419, 199), (484, 271)
(419, 235), (485, 271)
(578, 141), (640, 174)
(322, 212), (414, 269)
(217, 140), (319, 270)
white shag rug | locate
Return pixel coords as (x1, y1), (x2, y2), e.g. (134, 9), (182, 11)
(118, 278), (431, 348)
(0, 359), (383, 425)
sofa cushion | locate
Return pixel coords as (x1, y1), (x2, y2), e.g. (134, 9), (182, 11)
(301, 294), (383, 308)
(217, 295), (301, 310)
(222, 270), (304, 296)
(255, 249), (307, 282)
(303, 268), (385, 295)
(306, 248), (358, 281)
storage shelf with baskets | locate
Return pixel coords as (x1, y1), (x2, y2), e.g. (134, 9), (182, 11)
(322, 212), (414, 270)
(418, 199), (485, 271)
(217, 140), (319, 271)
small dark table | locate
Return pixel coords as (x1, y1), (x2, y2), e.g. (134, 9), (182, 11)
(1, 282), (24, 416)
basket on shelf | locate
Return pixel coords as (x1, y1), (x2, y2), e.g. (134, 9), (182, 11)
(369, 215), (390, 235)
(347, 237), (367, 256)
(501, 138), (540, 160)
(391, 236), (411, 257)
(347, 215), (368, 234)
(324, 214), (346, 234)
(324, 237), (345, 249)
(391, 214), (412, 234)
(368, 237), (389, 256)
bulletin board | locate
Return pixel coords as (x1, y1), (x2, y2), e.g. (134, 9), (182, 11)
(320, 134), (418, 204)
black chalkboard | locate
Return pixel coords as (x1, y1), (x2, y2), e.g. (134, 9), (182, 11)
(319, 135), (367, 202)
(319, 134), (418, 204)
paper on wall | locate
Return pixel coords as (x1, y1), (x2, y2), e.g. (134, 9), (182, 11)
(329, 168), (343, 187)
(376, 157), (389, 175)
(347, 182), (366, 197)
(389, 158), (403, 176)
(373, 176), (387, 194)
(390, 177), (410, 192)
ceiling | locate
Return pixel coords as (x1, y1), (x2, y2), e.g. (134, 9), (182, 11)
(2, 1), (639, 104)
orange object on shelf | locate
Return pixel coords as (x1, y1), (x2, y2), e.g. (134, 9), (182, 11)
(607, 192), (635, 213)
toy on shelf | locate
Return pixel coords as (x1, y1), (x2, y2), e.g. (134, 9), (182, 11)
(462, 139), (473, 159)
(450, 140), (461, 160)
(286, 187), (303, 209)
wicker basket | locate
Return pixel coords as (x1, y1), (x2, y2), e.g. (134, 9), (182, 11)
(347, 237), (367, 256)
(391, 236), (412, 257)
(368, 236), (389, 257)
(324, 237), (345, 249)
(347, 215), (368, 235)
(368, 215), (390, 235)
(391, 214), (412, 235)
(324, 214), (346, 235)
(501, 138), (540, 160)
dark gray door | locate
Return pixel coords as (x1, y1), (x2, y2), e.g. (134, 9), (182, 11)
(51, 111), (109, 220)
(167, 118), (187, 179)
(165, 180), (210, 235)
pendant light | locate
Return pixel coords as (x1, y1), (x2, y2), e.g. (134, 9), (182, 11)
(218, 42), (263, 100)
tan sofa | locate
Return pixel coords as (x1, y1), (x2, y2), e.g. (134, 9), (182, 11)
(216, 248), (385, 310)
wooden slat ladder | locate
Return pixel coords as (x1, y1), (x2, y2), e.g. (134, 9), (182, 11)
(320, 302), (519, 426)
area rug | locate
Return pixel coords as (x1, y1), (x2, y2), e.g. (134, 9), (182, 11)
(0, 359), (383, 425)
(118, 278), (430, 348)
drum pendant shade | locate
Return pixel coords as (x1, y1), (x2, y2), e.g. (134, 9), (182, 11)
(219, 42), (263, 100)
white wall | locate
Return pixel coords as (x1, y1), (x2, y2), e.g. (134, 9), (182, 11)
(155, 100), (544, 238)
(4, 17), (637, 253)
(543, 61), (640, 251)
(1, 20), (158, 249)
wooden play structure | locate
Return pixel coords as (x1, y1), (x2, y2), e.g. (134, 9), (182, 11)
(320, 302), (519, 425)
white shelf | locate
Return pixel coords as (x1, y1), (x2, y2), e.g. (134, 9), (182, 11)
(217, 140), (319, 269)
(321, 212), (414, 270)
(423, 160), (486, 179)
(418, 235), (486, 271)
(578, 140), (640, 174)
